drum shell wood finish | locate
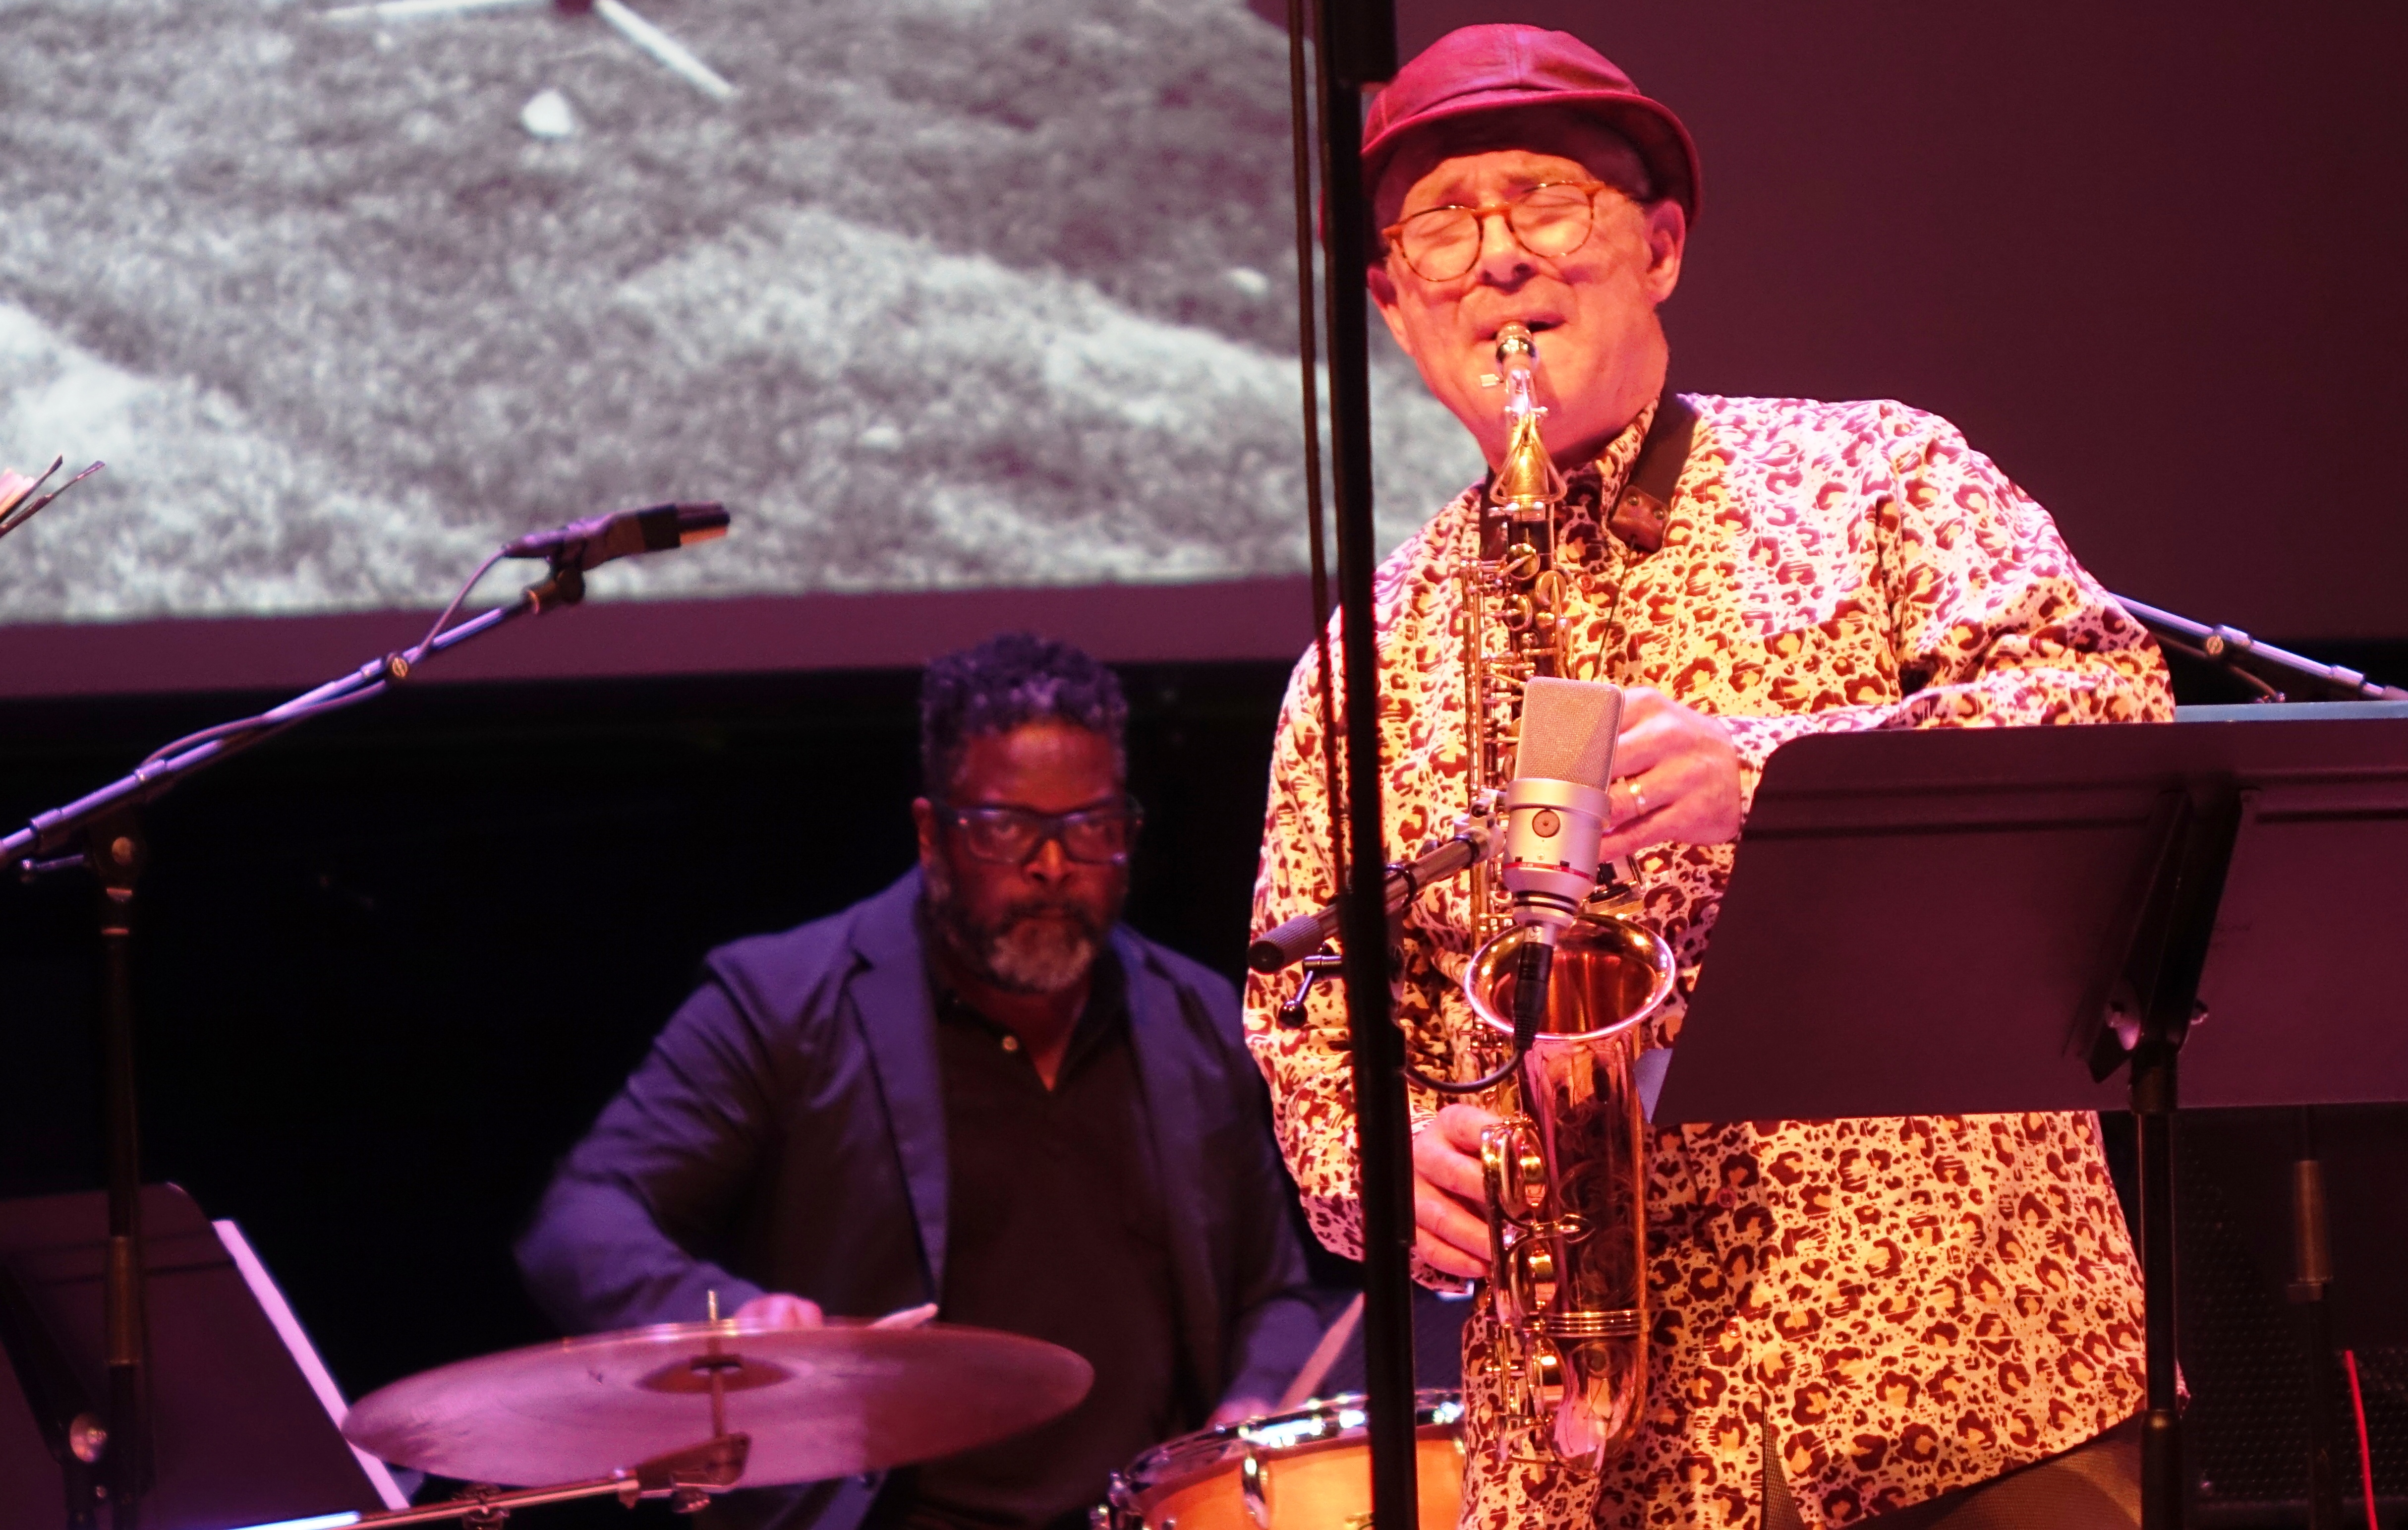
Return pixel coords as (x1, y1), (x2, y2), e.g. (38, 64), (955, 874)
(1106, 1394), (1465, 1530)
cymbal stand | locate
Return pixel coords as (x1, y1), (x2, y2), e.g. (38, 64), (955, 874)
(345, 1434), (749, 1528)
(327, 1319), (761, 1530)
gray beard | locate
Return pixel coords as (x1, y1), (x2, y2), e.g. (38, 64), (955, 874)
(925, 868), (1109, 996)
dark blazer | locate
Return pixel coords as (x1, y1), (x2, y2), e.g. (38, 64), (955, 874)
(516, 870), (1321, 1530)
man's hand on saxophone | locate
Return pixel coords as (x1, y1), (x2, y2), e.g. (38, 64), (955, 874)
(1412, 1103), (1503, 1279)
(1594, 686), (1743, 860)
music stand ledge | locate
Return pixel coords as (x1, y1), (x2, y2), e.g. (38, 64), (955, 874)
(1652, 705), (2408, 1530)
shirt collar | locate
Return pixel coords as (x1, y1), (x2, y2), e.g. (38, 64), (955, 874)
(922, 919), (1130, 1074)
(1469, 396), (1661, 573)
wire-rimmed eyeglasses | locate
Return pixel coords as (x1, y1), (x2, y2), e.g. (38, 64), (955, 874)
(933, 799), (1144, 866)
(1382, 179), (1612, 283)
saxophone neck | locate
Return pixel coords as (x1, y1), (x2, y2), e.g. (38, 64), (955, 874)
(1494, 412), (1560, 512)
(1490, 323), (1565, 513)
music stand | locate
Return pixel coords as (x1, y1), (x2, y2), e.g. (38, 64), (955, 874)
(1651, 706), (2408, 1530)
(0, 1183), (402, 1530)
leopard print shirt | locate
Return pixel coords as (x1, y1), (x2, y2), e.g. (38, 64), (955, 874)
(1243, 395), (2172, 1529)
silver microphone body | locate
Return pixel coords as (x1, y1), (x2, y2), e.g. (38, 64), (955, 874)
(1501, 676), (1624, 948)
(1500, 773), (1612, 943)
(1497, 677), (1623, 1032)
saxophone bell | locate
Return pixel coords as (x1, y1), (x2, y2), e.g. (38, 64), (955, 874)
(1461, 913), (1674, 1472)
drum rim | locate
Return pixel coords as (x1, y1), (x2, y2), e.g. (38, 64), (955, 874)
(1105, 1389), (1465, 1508)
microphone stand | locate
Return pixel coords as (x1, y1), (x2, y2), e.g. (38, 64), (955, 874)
(1297, 0), (1413, 1525)
(0, 556), (590, 1529)
(2114, 593), (2408, 703)
(2114, 592), (2397, 1526)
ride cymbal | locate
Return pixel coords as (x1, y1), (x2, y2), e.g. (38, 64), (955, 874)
(344, 1318), (1093, 1488)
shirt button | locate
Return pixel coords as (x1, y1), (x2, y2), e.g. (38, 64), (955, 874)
(1000, 1035), (1021, 1053)
(1716, 1188), (1739, 1209)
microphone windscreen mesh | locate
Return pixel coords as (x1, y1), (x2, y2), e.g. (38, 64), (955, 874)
(1516, 678), (1622, 787)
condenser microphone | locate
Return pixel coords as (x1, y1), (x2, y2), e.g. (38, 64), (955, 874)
(503, 501), (730, 570)
(1500, 677), (1623, 1033)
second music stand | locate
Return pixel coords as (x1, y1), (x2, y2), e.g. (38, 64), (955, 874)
(1653, 705), (2408, 1530)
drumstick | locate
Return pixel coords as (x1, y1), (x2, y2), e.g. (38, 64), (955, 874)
(1277, 1292), (1365, 1410)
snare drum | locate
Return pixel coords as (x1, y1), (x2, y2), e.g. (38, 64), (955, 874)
(1096, 1392), (1465, 1530)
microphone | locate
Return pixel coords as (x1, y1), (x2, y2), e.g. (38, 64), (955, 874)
(1500, 677), (1623, 1034)
(504, 501), (730, 570)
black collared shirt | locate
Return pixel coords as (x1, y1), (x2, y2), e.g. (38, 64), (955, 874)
(873, 948), (1188, 1530)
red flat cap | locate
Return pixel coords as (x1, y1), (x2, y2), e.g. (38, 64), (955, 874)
(1362, 24), (1700, 225)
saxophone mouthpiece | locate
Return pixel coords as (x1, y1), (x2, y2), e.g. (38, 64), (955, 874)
(1494, 322), (1539, 368)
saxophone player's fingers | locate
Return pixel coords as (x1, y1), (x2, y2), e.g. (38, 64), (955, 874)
(1419, 1106), (1495, 1183)
(1596, 775), (1667, 859)
(1608, 775), (1655, 828)
(1413, 1189), (1492, 1278)
(1597, 690), (1743, 857)
(1410, 1106), (1498, 1276)
(1603, 687), (1687, 774)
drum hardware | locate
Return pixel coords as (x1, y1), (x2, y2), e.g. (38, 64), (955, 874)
(1240, 1448), (1268, 1529)
(315, 1433), (749, 1528)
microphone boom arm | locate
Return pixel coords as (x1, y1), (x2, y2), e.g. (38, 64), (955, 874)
(2, 565), (569, 873)
(1, 496), (734, 876)
(2115, 592), (2407, 703)
(1249, 810), (1501, 974)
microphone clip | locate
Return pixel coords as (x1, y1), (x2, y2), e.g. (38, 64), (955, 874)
(525, 559), (588, 614)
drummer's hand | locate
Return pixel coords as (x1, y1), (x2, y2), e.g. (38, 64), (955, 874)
(734, 1293), (824, 1328)
(1594, 688), (1741, 859)
(1413, 1105), (1496, 1280)
(1208, 1396), (1275, 1428)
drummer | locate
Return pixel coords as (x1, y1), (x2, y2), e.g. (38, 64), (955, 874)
(517, 633), (1322, 1530)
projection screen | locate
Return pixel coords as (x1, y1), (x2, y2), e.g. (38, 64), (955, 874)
(0, 0), (1478, 695)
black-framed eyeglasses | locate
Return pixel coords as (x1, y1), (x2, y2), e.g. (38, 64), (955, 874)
(1382, 179), (1612, 283)
(933, 798), (1144, 866)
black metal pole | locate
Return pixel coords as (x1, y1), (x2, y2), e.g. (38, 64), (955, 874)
(2115, 786), (2243, 1530)
(2111, 593), (2408, 702)
(1306, 0), (1411, 1525)
(3, 568), (573, 876)
(90, 816), (149, 1529)
(2131, 1039), (2181, 1530)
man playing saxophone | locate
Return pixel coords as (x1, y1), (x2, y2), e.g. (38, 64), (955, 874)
(1244, 23), (2169, 1530)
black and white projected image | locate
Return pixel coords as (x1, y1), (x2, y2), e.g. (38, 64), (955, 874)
(0, 0), (1475, 624)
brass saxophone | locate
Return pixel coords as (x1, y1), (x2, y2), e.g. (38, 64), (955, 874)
(1454, 323), (1676, 1473)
